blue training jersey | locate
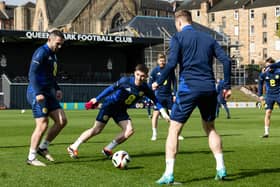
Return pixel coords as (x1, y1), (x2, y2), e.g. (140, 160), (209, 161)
(258, 68), (280, 98)
(95, 76), (163, 109)
(28, 44), (60, 95)
(157, 25), (231, 92)
(149, 65), (177, 97)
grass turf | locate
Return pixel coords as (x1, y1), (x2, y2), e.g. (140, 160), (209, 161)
(0, 108), (280, 187)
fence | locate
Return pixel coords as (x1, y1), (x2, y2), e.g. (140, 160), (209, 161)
(1, 74), (109, 109)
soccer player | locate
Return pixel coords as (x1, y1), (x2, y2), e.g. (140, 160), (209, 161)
(149, 53), (183, 141)
(216, 79), (231, 119)
(152, 9), (231, 184)
(26, 30), (67, 166)
(258, 57), (280, 138)
(67, 64), (170, 159)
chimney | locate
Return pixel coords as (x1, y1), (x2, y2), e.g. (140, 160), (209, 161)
(208, 0), (220, 7)
(0, 1), (6, 10)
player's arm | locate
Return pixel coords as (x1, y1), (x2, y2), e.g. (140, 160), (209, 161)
(170, 70), (177, 99)
(28, 50), (46, 102)
(153, 36), (179, 90)
(148, 69), (156, 88)
(213, 41), (231, 90)
(257, 73), (265, 100)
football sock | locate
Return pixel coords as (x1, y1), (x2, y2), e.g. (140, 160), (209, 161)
(39, 140), (50, 150)
(265, 126), (269, 135)
(28, 148), (37, 161)
(152, 128), (157, 137)
(164, 158), (175, 176)
(71, 138), (83, 150)
(105, 140), (118, 150)
(214, 153), (225, 170)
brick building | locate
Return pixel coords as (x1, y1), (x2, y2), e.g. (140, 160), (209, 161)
(180, 0), (280, 65)
(32, 0), (174, 34)
(0, 1), (15, 30)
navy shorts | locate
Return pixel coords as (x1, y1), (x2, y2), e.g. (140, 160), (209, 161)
(27, 89), (61, 118)
(265, 96), (280, 110)
(96, 101), (130, 124)
(171, 90), (217, 124)
(154, 96), (173, 110)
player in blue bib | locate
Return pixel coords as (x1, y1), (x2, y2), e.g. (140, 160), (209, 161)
(67, 64), (170, 159)
(152, 10), (231, 184)
(258, 57), (280, 138)
(26, 30), (67, 166)
(216, 79), (231, 119)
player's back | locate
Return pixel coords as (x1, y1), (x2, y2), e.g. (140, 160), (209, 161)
(174, 28), (219, 92)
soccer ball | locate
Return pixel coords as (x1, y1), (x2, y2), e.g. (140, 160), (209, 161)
(112, 150), (131, 169)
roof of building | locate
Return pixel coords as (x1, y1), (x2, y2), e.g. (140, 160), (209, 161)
(182, 0), (280, 12)
(208, 0), (248, 12)
(140, 0), (173, 11)
(45, 0), (68, 24)
(245, 0), (280, 9)
(179, 0), (205, 10)
(22, 2), (36, 8)
(118, 16), (224, 41)
(51, 0), (90, 27)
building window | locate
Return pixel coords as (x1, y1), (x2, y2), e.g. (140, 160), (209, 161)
(251, 59), (255, 65)
(209, 13), (215, 22)
(263, 48), (268, 60)
(276, 7), (280, 17)
(234, 10), (238, 20)
(262, 13), (267, 27)
(197, 10), (200, 17)
(263, 32), (267, 44)
(250, 42), (255, 52)
(276, 22), (280, 31)
(234, 26), (239, 36)
(221, 16), (226, 28)
(250, 10), (254, 20)
(250, 25), (255, 35)
(111, 13), (124, 30)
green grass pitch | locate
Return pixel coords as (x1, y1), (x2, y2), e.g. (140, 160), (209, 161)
(0, 108), (280, 187)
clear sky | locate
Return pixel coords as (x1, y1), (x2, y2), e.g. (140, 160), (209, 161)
(4, 0), (36, 6)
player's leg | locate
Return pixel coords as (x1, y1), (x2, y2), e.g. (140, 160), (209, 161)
(156, 120), (183, 184)
(37, 108), (67, 161)
(223, 102), (231, 119)
(102, 119), (134, 159)
(151, 110), (160, 140)
(262, 98), (274, 137)
(202, 120), (226, 180)
(263, 109), (272, 137)
(68, 120), (106, 158)
(27, 117), (48, 166)
(157, 92), (194, 184)
(199, 91), (226, 180)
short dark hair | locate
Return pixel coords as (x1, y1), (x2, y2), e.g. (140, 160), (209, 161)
(49, 30), (65, 40)
(174, 9), (192, 23)
(265, 57), (275, 64)
(157, 53), (166, 60)
(135, 64), (149, 75)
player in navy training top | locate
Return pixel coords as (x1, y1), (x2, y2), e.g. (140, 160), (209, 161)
(26, 30), (67, 166)
(216, 79), (231, 119)
(149, 53), (183, 141)
(152, 10), (232, 184)
(67, 64), (170, 159)
(258, 57), (280, 138)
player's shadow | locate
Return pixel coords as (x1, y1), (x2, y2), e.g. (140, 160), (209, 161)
(131, 150), (234, 158)
(179, 167), (280, 184)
